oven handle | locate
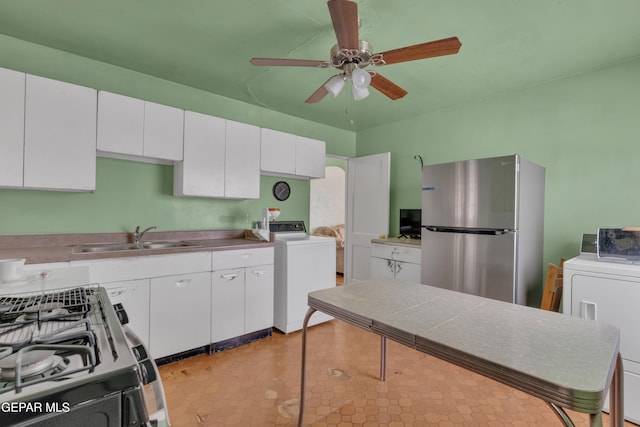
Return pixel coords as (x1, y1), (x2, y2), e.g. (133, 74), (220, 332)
(122, 324), (170, 427)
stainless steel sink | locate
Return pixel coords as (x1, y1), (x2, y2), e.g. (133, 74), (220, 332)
(140, 241), (198, 250)
(73, 241), (199, 253)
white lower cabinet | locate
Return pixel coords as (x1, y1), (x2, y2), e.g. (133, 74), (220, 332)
(211, 247), (275, 343)
(212, 268), (245, 342)
(72, 247), (273, 358)
(211, 263), (274, 342)
(245, 264), (274, 333)
(370, 257), (420, 281)
(370, 241), (421, 282)
(149, 272), (211, 358)
(103, 279), (151, 349)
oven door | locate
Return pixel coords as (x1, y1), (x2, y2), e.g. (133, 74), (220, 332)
(114, 303), (170, 427)
(123, 325), (170, 427)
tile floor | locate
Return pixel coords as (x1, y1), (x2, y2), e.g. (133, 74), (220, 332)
(159, 317), (633, 427)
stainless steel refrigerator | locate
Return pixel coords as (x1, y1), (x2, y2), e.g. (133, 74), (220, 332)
(421, 154), (545, 305)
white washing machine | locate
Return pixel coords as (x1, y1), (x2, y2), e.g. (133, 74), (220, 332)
(271, 221), (336, 333)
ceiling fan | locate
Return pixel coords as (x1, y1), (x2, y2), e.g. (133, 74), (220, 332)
(250, 0), (461, 103)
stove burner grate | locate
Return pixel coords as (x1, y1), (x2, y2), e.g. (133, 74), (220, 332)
(0, 288), (100, 394)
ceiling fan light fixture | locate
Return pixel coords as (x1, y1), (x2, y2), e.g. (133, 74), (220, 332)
(351, 67), (371, 89)
(324, 75), (346, 97)
(352, 84), (370, 101)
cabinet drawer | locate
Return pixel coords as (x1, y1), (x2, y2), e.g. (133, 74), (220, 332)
(72, 252), (211, 283)
(212, 247), (274, 269)
(371, 243), (421, 264)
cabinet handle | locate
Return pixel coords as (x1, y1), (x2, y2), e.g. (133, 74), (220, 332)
(221, 273), (238, 281)
(108, 288), (126, 297)
(252, 269), (266, 276)
(387, 260), (394, 272)
(580, 301), (597, 320)
(175, 279), (191, 288)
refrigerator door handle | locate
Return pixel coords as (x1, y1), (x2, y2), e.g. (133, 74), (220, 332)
(422, 225), (512, 235)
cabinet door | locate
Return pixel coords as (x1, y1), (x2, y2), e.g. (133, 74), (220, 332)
(143, 101), (184, 162)
(97, 91), (144, 157)
(394, 261), (421, 282)
(103, 279), (150, 348)
(0, 67), (25, 187)
(174, 110), (225, 197)
(260, 128), (296, 175)
(225, 120), (260, 199)
(24, 74), (97, 191)
(245, 264), (274, 333)
(295, 136), (325, 178)
(149, 272), (211, 358)
(370, 257), (395, 280)
(212, 268), (245, 342)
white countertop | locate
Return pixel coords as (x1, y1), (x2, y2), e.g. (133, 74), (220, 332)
(371, 237), (421, 247)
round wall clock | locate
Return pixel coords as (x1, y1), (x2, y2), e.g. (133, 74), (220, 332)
(273, 181), (291, 201)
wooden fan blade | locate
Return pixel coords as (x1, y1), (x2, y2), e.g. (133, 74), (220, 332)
(305, 78), (332, 103)
(250, 58), (328, 67)
(377, 37), (462, 65)
(370, 73), (408, 100)
(327, 0), (359, 50)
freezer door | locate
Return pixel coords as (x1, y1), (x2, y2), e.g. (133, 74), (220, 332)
(422, 155), (517, 229)
(421, 229), (517, 303)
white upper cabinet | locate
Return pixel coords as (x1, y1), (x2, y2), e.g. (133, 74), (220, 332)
(0, 68), (25, 188)
(97, 91), (184, 163)
(260, 128), (296, 175)
(174, 110), (226, 198)
(24, 74), (97, 191)
(295, 135), (325, 178)
(97, 91), (144, 157)
(143, 100), (184, 161)
(224, 120), (260, 199)
(259, 127), (325, 179)
(175, 115), (260, 199)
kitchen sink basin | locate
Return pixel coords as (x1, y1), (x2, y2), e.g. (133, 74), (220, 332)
(140, 241), (198, 250)
(73, 241), (199, 254)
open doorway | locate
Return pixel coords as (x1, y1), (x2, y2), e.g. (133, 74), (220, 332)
(309, 157), (347, 284)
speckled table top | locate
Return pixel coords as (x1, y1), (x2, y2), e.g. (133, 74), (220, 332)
(308, 280), (621, 415)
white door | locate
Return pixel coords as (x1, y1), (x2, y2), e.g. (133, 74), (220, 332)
(345, 152), (390, 284)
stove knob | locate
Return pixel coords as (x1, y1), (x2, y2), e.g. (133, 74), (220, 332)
(113, 303), (129, 325)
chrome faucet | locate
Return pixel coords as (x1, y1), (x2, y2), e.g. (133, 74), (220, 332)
(134, 225), (157, 246)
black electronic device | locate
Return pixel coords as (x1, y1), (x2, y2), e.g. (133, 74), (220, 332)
(399, 209), (421, 239)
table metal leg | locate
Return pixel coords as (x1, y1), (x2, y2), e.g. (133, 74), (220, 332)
(546, 402), (575, 427)
(610, 353), (624, 427)
(588, 412), (603, 427)
(297, 307), (316, 427)
(380, 336), (388, 382)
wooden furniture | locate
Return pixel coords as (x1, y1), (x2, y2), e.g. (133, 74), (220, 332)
(540, 258), (565, 312)
(299, 280), (623, 427)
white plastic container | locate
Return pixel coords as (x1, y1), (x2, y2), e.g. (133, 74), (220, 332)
(0, 258), (26, 282)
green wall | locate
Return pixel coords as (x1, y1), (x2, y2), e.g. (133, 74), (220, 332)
(0, 34), (356, 234)
(357, 58), (640, 270)
(3, 30), (640, 295)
